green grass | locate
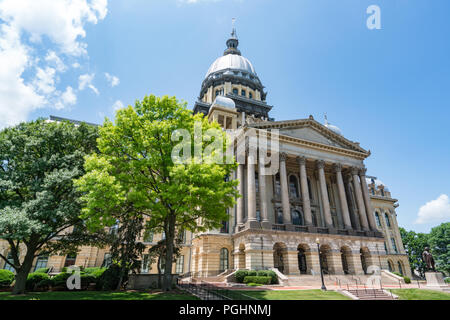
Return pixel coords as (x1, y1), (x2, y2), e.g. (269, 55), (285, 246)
(0, 290), (199, 301)
(231, 290), (351, 300)
(389, 289), (450, 300)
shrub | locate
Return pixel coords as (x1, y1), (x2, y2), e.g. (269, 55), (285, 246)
(96, 265), (122, 291)
(26, 272), (50, 291)
(235, 270), (248, 283)
(52, 272), (72, 288)
(247, 270), (257, 277)
(392, 272), (402, 277)
(80, 274), (96, 288)
(36, 279), (54, 291)
(243, 276), (271, 285)
(444, 277), (450, 284)
(34, 268), (49, 274)
(257, 270), (278, 284)
(403, 276), (411, 284)
(85, 267), (106, 279)
(0, 270), (14, 288)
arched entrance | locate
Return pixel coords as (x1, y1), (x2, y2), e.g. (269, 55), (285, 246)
(340, 246), (351, 275)
(319, 245), (331, 275)
(273, 243), (287, 274)
(360, 248), (371, 275)
(297, 244), (308, 274)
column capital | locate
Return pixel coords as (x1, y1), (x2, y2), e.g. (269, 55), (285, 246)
(351, 166), (361, 176)
(296, 156), (307, 166)
(316, 160), (325, 170)
(359, 167), (367, 177)
(333, 163), (343, 173)
(280, 152), (288, 162)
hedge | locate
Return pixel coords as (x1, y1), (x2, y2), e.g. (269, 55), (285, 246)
(235, 270), (278, 284)
(35, 267), (49, 274)
(256, 270), (278, 284)
(0, 270), (14, 288)
(403, 276), (411, 284)
(243, 276), (271, 285)
(26, 272), (50, 291)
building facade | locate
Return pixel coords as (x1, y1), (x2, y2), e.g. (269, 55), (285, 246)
(0, 28), (411, 279)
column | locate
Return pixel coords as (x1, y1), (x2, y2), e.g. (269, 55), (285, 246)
(359, 168), (377, 231)
(333, 164), (352, 230)
(351, 167), (369, 231)
(247, 152), (257, 223)
(297, 156), (313, 226)
(236, 164), (245, 227)
(316, 160), (333, 228)
(258, 155), (269, 224)
(279, 153), (292, 225)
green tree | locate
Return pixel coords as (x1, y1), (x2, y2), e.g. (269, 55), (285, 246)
(399, 227), (429, 278)
(429, 223), (450, 276)
(76, 95), (238, 291)
(0, 120), (106, 294)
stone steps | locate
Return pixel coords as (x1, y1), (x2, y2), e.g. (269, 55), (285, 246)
(347, 289), (396, 300)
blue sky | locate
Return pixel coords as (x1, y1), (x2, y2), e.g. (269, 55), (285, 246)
(1, 0), (449, 233)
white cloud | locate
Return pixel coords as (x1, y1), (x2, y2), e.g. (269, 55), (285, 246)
(112, 100), (124, 112)
(105, 72), (120, 87)
(415, 194), (450, 224)
(0, 0), (108, 128)
(78, 73), (99, 95)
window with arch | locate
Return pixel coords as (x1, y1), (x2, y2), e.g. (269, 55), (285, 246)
(219, 248), (229, 272)
(241, 89), (246, 97)
(385, 213), (391, 228)
(276, 209), (283, 224)
(289, 175), (299, 198)
(391, 237), (398, 253)
(292, 209), (304, 226)
(397, 261), (404, 275)
(388, 260), (394, 272)
(249, 92), (253, 99)
(375, 212), (381, 227)
(232, 88), (238, 95)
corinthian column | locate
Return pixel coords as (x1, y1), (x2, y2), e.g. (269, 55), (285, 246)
(279, 153), (291, 224)
(316, 160), (333, 228)
(351, 167), (369, 231)
(359, 168), (377, 231)
(333, 164), (352, 230)
(297, 156), (312, 226)
(236, 163), (245, 227)
(258, 155), (269, 223)
(247, 151), (257, 222)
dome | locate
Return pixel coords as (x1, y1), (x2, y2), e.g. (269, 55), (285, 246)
(324, 115), (343, 136)
(212, 95), (236, 109)
(205, 54), (256, 79)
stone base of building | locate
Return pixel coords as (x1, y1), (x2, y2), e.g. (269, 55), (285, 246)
(425, 272), (447, 288)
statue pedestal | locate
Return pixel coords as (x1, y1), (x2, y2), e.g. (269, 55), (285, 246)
(425, 272), (447, 289)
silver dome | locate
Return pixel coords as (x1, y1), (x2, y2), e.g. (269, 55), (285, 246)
(205, 54), (256, 79)
(212, 96), (236, 109)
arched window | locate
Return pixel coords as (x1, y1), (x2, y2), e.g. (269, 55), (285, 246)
(289, 175), (299, 198)
(391, 237), (398, 253)
(276, 209), (283, 224)
(275, 174), (281, 196)
(388, 260), (394, 272)
(375, 212), (381, 227)
(219, 248), (229, 272)
(292, 210), (304, 226)
(241, 89), (246, 97)
(249, 92), (253, 99)
(397, 261), (403, 275)
(385, 213), (391, 228)
(232, 88), (238, 95)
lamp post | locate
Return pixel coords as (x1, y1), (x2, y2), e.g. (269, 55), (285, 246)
(316, 238), (327, 291)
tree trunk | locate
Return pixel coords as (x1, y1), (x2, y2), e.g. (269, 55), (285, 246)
(12, 249), (35, 295)
(162, 215), (176, 292)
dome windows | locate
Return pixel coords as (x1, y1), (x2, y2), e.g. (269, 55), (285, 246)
(241, 89), (246, 97)
(232, 88), (238, 95)
(249, 92), (253, 99)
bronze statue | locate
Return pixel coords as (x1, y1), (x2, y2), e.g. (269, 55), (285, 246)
(422, 247), (436, 272)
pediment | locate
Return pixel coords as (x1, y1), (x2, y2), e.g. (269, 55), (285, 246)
(249, 118), (368, 155)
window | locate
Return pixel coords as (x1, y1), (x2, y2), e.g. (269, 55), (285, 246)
(276, 209), (283, 224)
(177, 230), (186, 243)
(220, 220), (229, 234)
(141, 254), (149, 273)
(64, 254), (77, 267)
(391, 238), (398, 253)
(388, 260), (394, 272)
(109, 220), (119, 235)
(385, 213), (391, 228)
(159, 258), (165, 274)
(176, 255), (185, 274)
(380, 189), (385, 197)
(241, 90), (246, 97)
(143, 230), (154, 243)
(375, 212), (381, 227)
(3, 252), (15, 272)
(255, 174), (259, 194)
(307, 178), (313, 200)
(312, 211), (318, 227)
(102, 253), (112, 268)
(34, 256), (48, 272)
(232, 88), (238, 95)
(275, 174), (281, 196)
(292, 210), (304, 226)
(289, 176), (299, 198)
(327, 183), (335, 206)
(219, 248), (229, 272)
(397, 261), (403, 275)
(249, 92), (253, 99)
(384, 242), (388, 253)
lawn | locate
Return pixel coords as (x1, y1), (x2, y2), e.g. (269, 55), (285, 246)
(229, 290), (350, 300)
(0, 290), (199, 301)
(389, 289), (450, 300)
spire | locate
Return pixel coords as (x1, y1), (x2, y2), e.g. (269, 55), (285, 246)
(224, 18), (241, 56)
